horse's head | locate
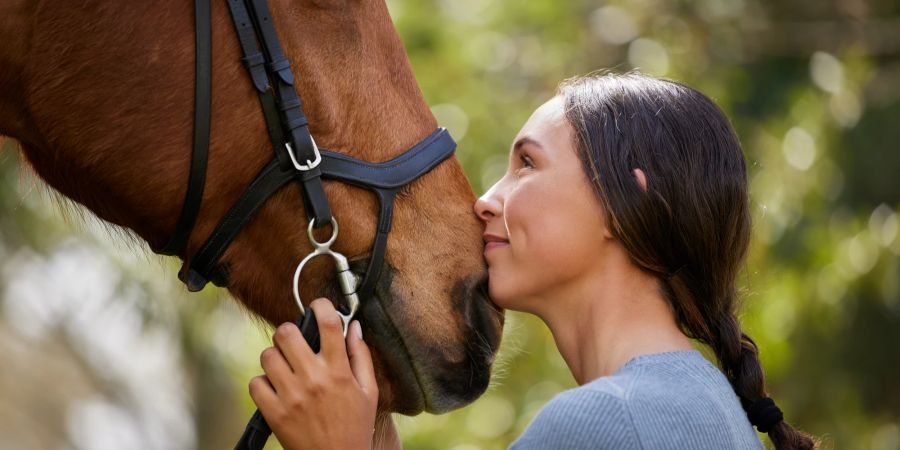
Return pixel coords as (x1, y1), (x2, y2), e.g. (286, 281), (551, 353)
(5, 0), (503, 414)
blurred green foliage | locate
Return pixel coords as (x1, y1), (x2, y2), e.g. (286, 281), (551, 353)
(1, 0), (899, 449)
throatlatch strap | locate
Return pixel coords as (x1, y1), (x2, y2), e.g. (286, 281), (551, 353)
(158, 0), (212, 256)
(181, 160), (294, 290)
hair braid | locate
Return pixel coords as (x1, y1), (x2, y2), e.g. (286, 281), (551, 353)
(714, 312), (817, 449)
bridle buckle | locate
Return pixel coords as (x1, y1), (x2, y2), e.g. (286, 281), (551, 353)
(285, 137), (322, 171)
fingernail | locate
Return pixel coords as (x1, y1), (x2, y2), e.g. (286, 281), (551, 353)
(353, 320), (363, 341)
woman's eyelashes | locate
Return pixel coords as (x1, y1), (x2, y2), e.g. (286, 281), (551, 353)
(521, 153), (535, 169)
(514, 153), (535, 174)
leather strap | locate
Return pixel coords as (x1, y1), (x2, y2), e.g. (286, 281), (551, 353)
(158, 0), (212, 256)
(356, 190), (393, 300)
(318, 128), (456, 189)
(179, 160), (291, 290)
(225, 0), (286, 153)
(243, 0), (332, 227)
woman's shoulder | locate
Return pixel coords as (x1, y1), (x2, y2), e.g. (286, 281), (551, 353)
(510, 383), (639, 450)
(510, 350), (764, 450)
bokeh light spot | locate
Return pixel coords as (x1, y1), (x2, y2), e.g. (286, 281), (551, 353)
(782, 127), (816, 171)
(431, 103), (470, 142)
(627, 38), (670, 76)
(810, 51), (845, 94)
(590, 6), (639, 45)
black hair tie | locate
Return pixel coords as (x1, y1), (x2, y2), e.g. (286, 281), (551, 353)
(746, 397), (784, 433)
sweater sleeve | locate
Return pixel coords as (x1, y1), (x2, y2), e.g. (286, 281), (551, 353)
(509, 389), (641, 450)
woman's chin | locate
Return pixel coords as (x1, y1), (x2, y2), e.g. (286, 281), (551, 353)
(488, 277), (541, 314)
(487, 278), (516, 310)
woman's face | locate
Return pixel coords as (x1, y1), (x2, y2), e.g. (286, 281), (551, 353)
(474, 97), (611, 314)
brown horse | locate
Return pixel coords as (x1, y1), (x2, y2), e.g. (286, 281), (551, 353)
(0, 0), (503, 444)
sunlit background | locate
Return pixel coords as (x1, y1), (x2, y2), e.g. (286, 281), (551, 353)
(2, 0), (899, 449)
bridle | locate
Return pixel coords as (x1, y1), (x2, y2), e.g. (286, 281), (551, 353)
(154, 0), (457, 448)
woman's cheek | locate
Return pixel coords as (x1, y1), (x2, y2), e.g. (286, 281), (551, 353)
(500, 183), (551, 298)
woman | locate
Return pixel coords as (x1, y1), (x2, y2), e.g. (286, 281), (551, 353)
(248, 72), (817, 449)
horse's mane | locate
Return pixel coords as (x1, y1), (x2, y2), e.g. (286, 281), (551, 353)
(5, 137), (151, 259)
(6, 137), (280, 335)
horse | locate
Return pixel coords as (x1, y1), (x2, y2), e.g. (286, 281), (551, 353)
(0, 0), (504, 445)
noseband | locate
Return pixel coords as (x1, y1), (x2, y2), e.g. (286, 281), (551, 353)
(155, 0), (457, 448)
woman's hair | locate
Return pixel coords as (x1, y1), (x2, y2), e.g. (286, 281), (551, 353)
(559, 72), (817, 450)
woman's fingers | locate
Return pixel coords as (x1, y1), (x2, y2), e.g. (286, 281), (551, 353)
(259, 346), (293, 394)
(308, 298), (351, 368)
(347, 320), (378, 400)
(248, 375), (282, 422)
(272, 321), (315, 374)
(250, 304), (379, 450)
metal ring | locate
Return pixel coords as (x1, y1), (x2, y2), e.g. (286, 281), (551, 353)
(292, 217), (340, 316)
(292, 250), (328, 316)
(307, 217), (338, 248)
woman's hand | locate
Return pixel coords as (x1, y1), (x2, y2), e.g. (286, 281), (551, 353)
(250, 298), (378, 450)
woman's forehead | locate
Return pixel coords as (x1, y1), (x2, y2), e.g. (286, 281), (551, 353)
(512, 96), (570, 154)
(527, 96), (565, 126)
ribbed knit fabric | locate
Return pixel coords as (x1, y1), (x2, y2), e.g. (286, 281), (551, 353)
(510, 350), (763, 449)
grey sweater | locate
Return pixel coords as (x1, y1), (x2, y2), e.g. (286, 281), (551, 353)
(510, 350), (764, 449)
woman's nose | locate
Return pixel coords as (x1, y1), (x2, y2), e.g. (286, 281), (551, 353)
(474, 184), (503, 222)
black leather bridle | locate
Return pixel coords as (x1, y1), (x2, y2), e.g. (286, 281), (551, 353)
(154, 0), (458, 448)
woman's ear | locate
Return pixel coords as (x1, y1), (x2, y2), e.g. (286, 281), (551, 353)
(632, 168), (648, 192)
(601, 224), (615, 240)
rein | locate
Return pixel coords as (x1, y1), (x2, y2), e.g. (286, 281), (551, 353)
(155, 0), (457, 448)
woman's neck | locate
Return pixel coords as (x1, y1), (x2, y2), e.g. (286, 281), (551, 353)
(538, 259), (694, 385)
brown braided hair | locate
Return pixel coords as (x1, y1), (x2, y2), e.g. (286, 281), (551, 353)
(559, 72), (817, 449)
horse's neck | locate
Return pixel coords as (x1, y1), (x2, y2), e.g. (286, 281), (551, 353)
(0, 0), (37, 144)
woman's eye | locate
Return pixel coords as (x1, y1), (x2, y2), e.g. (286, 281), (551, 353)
(519, 154), (535, 169)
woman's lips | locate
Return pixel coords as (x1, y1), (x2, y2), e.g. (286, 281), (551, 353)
(483, 233), (509, 255)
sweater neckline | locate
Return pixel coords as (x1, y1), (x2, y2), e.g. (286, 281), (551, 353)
(615, 349), (706, 373)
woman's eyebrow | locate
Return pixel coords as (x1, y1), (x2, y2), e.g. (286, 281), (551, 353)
(512, 136), (545, 154)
